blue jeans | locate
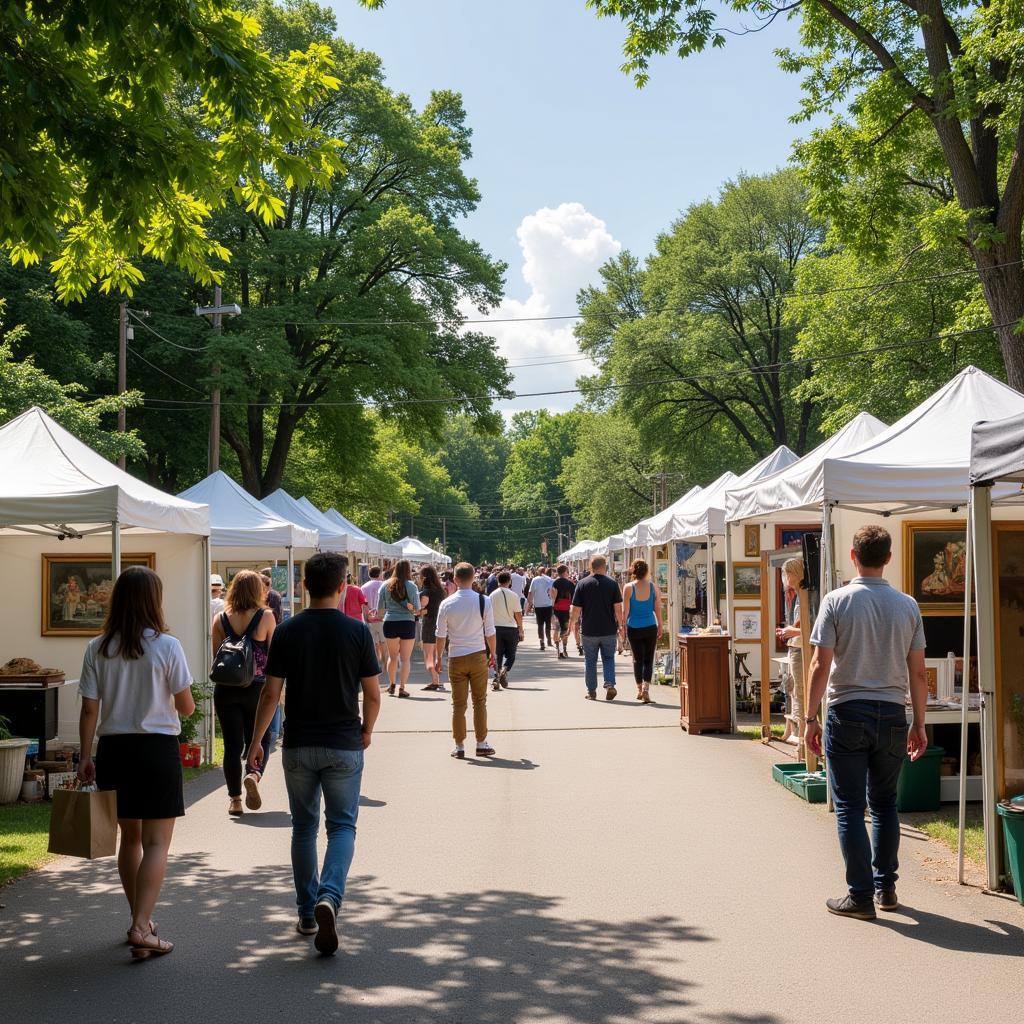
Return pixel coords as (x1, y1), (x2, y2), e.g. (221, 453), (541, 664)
(582, 634), (618, 693)
(825, 700), (908, 902)
(282, 746), (364, 919)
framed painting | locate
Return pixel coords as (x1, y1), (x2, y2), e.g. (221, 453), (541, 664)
(743, 524), (760, 558)
(734, 607), (762, 642)
(42, 553), (155, 636)
(775, 524), (820, 552)
(732, 561), (762, 599)
(902, 521), (971, 616)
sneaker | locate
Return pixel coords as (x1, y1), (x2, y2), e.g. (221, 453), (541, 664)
(243, 772), (262, 811)
(584, 691), (597, 700)
(825, 895), (876, 920)
(605, 686), (617, 701)
(476, 742), (496, 757)
(314, 899), (339, 955)
(499, 668), (509, 688)
(296, 918), (317, 936)
(451, 746), (465, 759)
(875, 888), (898, 911)
(491, 681), (501, 692)
(540, 642), (545, 651)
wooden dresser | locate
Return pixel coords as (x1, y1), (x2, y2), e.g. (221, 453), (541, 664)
(677, 634), (731, 734)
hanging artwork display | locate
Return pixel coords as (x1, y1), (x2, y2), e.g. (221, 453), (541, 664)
(902, 521), (970, 616)
(42, 554), (155, 636)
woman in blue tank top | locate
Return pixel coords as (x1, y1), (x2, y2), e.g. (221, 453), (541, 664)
(622, 559), (662, 703)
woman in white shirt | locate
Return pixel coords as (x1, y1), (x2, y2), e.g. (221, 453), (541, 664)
(77, 566), (195, 961)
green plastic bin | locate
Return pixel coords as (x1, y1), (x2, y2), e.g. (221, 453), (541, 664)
(896, 746), (945, 812)
(997, 804), (1024, 906)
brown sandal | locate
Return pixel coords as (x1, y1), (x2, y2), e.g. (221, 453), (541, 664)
(398, 689), (411, 698)
(387, 684), (396, 695)
(129, 926), (174, 960)
(125, 920), (157, 946)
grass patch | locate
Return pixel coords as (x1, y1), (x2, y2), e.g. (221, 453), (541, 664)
(739, 724), (787, 741)
(905, 805), (986, 867)
(0, 801), (54, 886)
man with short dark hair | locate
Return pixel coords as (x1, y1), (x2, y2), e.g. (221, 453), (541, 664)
(249, 552), (381, 955)
(491, 570), (524, 690)
(550, 564), (575, 659)
(361, 565), (386, 665)
(569, 555), (624, 701)
(436, 561), (497, 759)
(807, 525), (928, 920)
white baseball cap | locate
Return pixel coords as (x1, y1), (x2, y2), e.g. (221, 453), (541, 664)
(210, 574), (224, 587)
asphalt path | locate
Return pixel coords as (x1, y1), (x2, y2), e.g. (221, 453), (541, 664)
(1, 621), (1021, 1023)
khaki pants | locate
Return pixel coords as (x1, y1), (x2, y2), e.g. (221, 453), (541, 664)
(785, 647), (805, 726)
(449, 650), (489, 744)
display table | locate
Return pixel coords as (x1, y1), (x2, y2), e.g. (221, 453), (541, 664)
(678, 634), (731, 734)
(0, 677), (72, 760)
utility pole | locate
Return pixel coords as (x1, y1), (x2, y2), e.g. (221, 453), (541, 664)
(117, 303), (127, 470)
(441, 516), (447, 555)
(195, 287), (241, 476)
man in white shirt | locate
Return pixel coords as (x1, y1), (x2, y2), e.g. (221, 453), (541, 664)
(509, 567), (528, 610)
(526, 568), (554, 651)
(211, 573), (226, 620)
(491, 571), (525, 690)
(435, 561), (497, 760)
(360, 566), (387, 666)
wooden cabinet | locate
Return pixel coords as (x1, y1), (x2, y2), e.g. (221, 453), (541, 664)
(678, 634), (731, 734)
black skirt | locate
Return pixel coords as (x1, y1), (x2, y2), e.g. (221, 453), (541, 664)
(96, 733), (185, 820)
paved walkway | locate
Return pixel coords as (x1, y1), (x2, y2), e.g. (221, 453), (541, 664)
(1, 626), (1021, 1023)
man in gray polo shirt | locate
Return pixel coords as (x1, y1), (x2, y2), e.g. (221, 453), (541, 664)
(806, 524), (928, 920)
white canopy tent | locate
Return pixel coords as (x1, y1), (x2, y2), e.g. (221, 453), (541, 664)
(395, 536), (451, 566)
(0, 407), (211, 749)
(262, 488), (354, 552)
(178, 471), (318, 617)
(622, 485), (703, 549)
(561, 539), (600, 565)
(592, 533), (626, 556)
(322, 506), (402, 560)
(968, 405), (1024, 892)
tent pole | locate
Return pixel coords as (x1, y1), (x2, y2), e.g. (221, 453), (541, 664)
(201, 534), (213, 762)
(725, 525), (737, 731)
(957, 498), (974, 884)
(111, 520), (121, 579)
(822, 502), (834, 812)
(287, 546), (295, 619)
(971, 484), (1001, 891)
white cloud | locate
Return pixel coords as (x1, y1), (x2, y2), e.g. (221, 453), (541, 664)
(474, 202), (621, 416)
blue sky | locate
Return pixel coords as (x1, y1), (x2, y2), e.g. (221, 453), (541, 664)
(331, 0), (812, 409)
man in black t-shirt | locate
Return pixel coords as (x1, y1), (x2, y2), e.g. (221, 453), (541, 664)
(550, 564), (576, 659)
(569, 555), (623, 701)
(249, 552), (381, 956)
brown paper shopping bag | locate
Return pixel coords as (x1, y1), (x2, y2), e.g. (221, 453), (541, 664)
(48, 786), (118, 859)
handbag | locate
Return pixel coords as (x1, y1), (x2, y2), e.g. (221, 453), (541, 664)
(48, 783), (117, 859)
(210, 609), (263, 687)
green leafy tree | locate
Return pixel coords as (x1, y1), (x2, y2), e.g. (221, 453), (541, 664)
(206, 2), (509, 495)
(2, 0), (344, 299)
(562, 410), (691, 537)
(589, 0), (1024, 389)
(0, 303), (143, 460)
(579, 170), (823, 478)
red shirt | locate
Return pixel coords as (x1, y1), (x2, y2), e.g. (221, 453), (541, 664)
(339, 585), (368, 621)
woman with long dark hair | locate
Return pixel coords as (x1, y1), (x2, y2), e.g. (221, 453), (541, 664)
(77, 566), (195, 960)
(377, 559), (418, 697)
(418, 565), (446, 691)
(621, 558), (662, 703)
(211, 569), (276, 816)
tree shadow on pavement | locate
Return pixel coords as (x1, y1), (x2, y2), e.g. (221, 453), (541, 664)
(0, 857), (769, 1024)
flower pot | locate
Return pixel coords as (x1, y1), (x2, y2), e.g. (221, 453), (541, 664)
(0, 738), (32, 803)
(179, 742), (191, 766)
(189, 744), (202, 767)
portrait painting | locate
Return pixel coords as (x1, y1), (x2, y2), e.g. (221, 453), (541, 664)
(42, 554), (155, 636)
(902, 521), (970, 615)
(743, 524), (760, 558)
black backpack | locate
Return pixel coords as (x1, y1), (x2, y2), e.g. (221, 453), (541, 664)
(210, 610), (264, 688)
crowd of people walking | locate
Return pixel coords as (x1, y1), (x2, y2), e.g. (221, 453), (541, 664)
(77, 531), (928, 959)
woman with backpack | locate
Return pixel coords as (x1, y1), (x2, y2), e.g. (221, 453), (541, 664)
(211, 569), (276, 816)
(378, 559), (419, 697)
(76, 566), (195, 960)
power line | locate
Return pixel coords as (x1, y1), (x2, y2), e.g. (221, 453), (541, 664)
(125, 344), (204, 393)
(127, 309), (212, 352)
(138, 259), (1023, 330)
(103, 320), (1012, 410)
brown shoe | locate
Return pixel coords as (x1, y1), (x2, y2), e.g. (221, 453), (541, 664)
(605, 687), (617, 701)
(243, 772), (262, 810)
(228, 797), (243, 816)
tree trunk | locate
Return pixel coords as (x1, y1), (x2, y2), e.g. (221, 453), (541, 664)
(258, 409), (302, 496)
(972, 240), (1024, 392)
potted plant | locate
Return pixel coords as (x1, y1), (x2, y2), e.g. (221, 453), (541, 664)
(0, 715), (32, 804)
(178, 682), (209, 767)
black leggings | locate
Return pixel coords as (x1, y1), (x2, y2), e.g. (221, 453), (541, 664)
(494, 626), (520, 673)
(627, 625), (658, 685)
(535, 606), (553, 643)
(214, 681), (273, 797)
